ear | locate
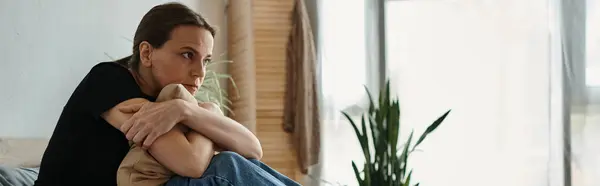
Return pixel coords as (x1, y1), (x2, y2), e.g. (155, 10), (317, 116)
(138, 41), (153, 68)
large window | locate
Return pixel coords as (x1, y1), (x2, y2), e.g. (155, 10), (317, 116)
(318, 0), (578, 185)
(385, 1), (552, 185)
(320, 0), (368, 111)
(587, 0), (600, 87)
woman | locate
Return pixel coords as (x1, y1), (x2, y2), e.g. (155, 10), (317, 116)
(115, 83), (222, 186)
(34, 2), (299, 186)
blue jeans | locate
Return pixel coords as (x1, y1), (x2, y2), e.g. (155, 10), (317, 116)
(165, 151), (301, 186)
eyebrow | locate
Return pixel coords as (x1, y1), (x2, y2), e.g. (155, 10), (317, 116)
(181, 46), (200, 55)
(181, 46), (212, 58)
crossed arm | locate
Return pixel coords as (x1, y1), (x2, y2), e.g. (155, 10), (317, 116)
(103, 99), (226, 178)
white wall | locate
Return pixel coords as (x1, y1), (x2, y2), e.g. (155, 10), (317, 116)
(0, 0), (227, 138)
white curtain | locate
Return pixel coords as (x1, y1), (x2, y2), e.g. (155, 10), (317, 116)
(318, 0), (370, 185)
(571, 0), (600, 185)
(571, 102), (600, 186)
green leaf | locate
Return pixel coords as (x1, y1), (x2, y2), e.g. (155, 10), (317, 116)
(210, 71), (225, 105)
(352, 161), (364, 185)
(207, 59), (233, 67)
(412, 109), (451, 151)
(393, 155), (402, 185)
(209, 73), (233, 79)
(361, 115), (371, 162)
(399, 130), (414, 179)
(359, 115), (373, 186)
(364, 162), (371, 186)
(364, 85), (376, 114)
(368, 115), (378, 161)
(222, 105), (234, 116)
(343, 112), (364, 145)
(343, 112), (371, 171)
(381, 80), (391, 113)
(389, 101), (400, 160)
(404, 170), (413, 186)
(387, 101), (400, 186)
(227, 76), (240, 99)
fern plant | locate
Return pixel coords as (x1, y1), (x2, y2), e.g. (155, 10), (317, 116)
(342, 80), (450, 186)
(194, 59), (238, 113)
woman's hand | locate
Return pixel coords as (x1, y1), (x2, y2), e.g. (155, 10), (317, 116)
(119, 99), (188, 148)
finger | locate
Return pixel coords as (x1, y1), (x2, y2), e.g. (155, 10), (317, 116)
(126, 120), (142, 141)
(143, 131), (159, 149)
(120, 117), (134, 134)
(126, 129), (135, 141)
(132, 128), (148, 145)
(119, 102), (145, 113)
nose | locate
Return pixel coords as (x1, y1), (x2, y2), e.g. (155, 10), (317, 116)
(190, 60), (206, 79)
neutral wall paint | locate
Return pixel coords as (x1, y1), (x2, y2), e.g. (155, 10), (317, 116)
(0, 0), (227, 138)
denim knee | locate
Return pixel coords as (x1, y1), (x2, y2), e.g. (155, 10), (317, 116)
(210, 151), (250, 168)
(213, 151), (245, 162)
(171, 151), (290, 186)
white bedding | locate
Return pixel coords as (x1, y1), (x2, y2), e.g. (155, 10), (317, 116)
(0, 166), (39, 186)
(0, 138), (48, 186)
(0, 138), (49, 168)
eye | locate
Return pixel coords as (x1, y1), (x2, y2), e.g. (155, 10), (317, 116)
(203, 58), (212, 65)
(182, 52), (194, 59)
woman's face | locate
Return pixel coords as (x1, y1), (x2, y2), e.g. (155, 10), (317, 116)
(139, 25), (214, 95)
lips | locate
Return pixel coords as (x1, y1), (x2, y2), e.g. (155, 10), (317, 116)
(182, 84), (199, 93)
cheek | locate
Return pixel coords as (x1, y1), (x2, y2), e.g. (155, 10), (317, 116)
(152, 57), (188, 86)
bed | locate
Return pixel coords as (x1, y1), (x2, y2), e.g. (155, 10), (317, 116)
(0, 138), (48, 186)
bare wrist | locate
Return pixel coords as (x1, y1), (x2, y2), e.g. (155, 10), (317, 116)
(175, 99), (192, 123)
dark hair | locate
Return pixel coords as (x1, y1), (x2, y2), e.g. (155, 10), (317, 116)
(116, 2), (216, 71)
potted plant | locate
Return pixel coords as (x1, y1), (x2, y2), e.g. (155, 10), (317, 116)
(342, 81), (450, 186)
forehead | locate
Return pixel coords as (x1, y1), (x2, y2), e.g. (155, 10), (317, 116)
(167, 25), (214, 53)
